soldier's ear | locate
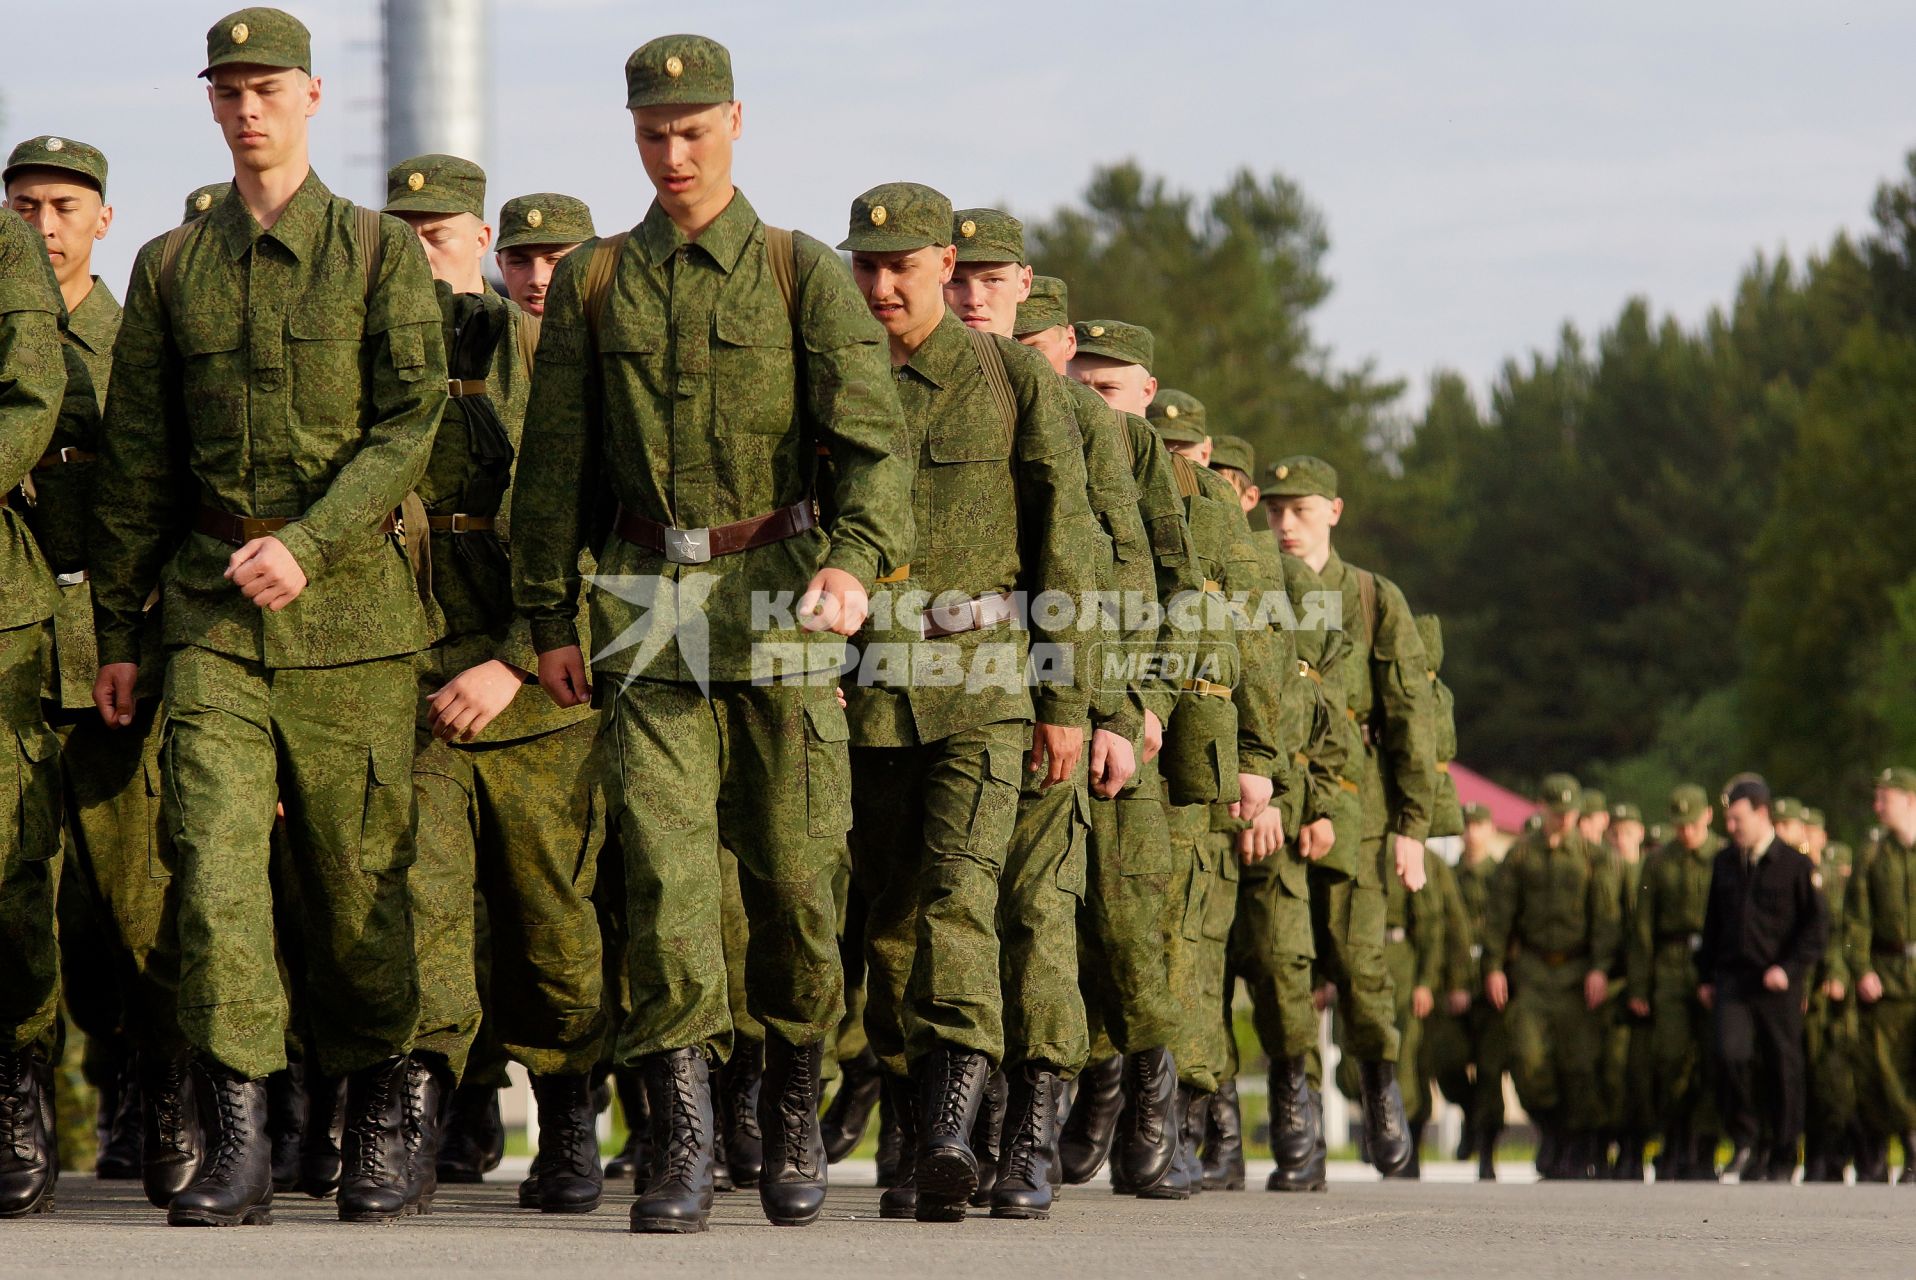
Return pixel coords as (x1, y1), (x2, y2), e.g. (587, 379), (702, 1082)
(305, 74), (323, 119)
(1327, 496), (1344, 526)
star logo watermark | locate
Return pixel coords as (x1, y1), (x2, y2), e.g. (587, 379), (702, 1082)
(587, 571), (719, 694)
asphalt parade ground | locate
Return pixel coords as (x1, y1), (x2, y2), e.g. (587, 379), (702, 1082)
(8, 1159), (1912, 1279)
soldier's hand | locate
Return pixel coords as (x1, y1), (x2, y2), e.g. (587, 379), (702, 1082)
(93, 662), (139, 728)
(1696, 983), (1714, 1009)
(1088, 728), (1136, 799)
(1312, 983), (1335, 1013)
(1583, 969), (1609, 1010)
(1238, 807), (1285, 864)
(1411, 986), (1435, 1019)
(537, 645), (593, 708)
(1628, 997), (1651, 1018)
(428, 660), (524, 742)
(1393, 833), (1427, 892)
(1028, 722), (1083, 789)
(225, 535), (308, 610)
(1446, 989), (1471, 1015)
(1229, 772), (1273, 822)
(1141, 710), (1164, 763)
(1859, 972), (1883, 1003)
(1485, 971), (1509, 1011)
(1761, 964), (1789, 993)
(1297, 817), (1336, 861)
(1823, 978), (1846, 1003)
(798, 567), (869, 636)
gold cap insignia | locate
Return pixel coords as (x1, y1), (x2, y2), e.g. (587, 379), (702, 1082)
(526, 208), (544, 229)
(664, 54), (684, 77)
(44, 137), (64, 152)
(231, 21), (249, 43)
(1088, 324), (1105, 337)
(407, 172), (425, 192)
(194, 192), (213, 212)
(1164, 404), (1179, 419)
(869, 205), (888, 227)
(959, 219), (977, 238)
(1275, 465), (1289, 480)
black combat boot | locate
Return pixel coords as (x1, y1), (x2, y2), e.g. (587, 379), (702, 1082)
(1358, 1060), (1412, 1175)
(1145, 1084), (1209, 1200)
(141, 1052), (204, 1208)
(1900, 1133), (1916, 1185)
(95, 1052), (142, 1180)
(820, 1049), (884, 1163)
(337, 1056), (412, 1222)
(719, 1046), (764, 1190)
(877, 1073), (920, 1220)
(1613, 1135), (1645, 1182)
(1535, 1124), (1562, 1179)
(1267, 1058), (1326, 1192)
(1113, 1048), (1178, 1192)
(528, 1073), (603, 1213)
(1385, 1121), (1423, 1180)
(399, 1053), (452, 1214)
(1059, 1053), (1122, 1184)
(915, 1047), (991, 1222)
(265, 1063), (306, 1192)
(991, 1062), (1059, 1220)
(630, 1049), (716, 1233)
(1684, 1130), (1721, 1181)
(605, 1067), (650, 1182)
(874, 1079), (905, 1187)
(1202, 1078), (1245, 1190)
(436, 1081), (505, 1183)
(1477, 1123), (1500, 1182)
(166, 1062), (272, 1227)
(297, 1070), (347, 1198)
(968, 1070), (1008, 1207)
(1853, 1129), (1889, 1183)
(0, 1048), (55, 1218)
(758, 1035), (828, 1227)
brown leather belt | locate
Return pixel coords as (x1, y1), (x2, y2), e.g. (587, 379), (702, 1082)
(1872, 941), (1916, 961)
(1181, 677), (1232, 698)
(36, 446), (97, 469)
(1436, 761), (1450, 774)
(447, 378), (488, 397)
(921, 591), (1016, 640)
(427, 513), (495, 533)
(1530, 947), (1589, 967)
(612, 499), (814, 565)
(195, 505), (396, 547)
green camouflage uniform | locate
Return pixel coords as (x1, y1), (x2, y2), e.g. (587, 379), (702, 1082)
(1605, 827), (1657, 1155)
(1804, 833), (1857, 1168)
(1840, 824), (1916, 1136)
(0, 207), (67, 1056)
(90, 174), (447, 1079)
(1336, 857), (1445, 1122)
(511, 185), (913, 1063)
(1627, 804), (1723, 1151)
(1432, 847), (1506, 1138)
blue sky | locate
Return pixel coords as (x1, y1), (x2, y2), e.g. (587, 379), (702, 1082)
(7, 0), (1913, 415)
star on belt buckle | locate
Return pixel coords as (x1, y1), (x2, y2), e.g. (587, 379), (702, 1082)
(664, 526), (712, 565)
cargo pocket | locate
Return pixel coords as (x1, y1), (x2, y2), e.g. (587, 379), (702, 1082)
(143, 746), (175, 881)
(803, 696), (853, 838)
(1056, 785), (1091, 902)
(1117, 794), (1174, 877)
(358, 734), (417, 872)
(10, 724), (60, 862)
(964, 739), (1024, 855)
(1203, 846), (1240, 941)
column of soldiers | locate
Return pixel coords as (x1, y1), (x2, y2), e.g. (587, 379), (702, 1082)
(4, 8), (1912, 1237)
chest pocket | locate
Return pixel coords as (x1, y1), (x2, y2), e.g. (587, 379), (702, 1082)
(597, 306), (667, 401)
(174, 309), (246, 450)
(713, 304), (796, 435)
(287, 297), (368, 474)
(924, 401), (1014, 552)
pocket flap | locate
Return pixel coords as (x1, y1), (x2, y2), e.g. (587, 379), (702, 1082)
(715, 304), (793, 350)
(803, 696), (851, 743)
(16, 723), (59, 764)
(288, 299), (364, 340)
(597, 308), (664, 355)
(928, 419), (1012, 465)
(176, 307), (243, 356)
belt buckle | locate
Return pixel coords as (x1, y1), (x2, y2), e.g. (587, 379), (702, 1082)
(54, 570), (86, 588)
(58, 447), (84, 463)
(1469, 944), (1483, 960)
(1689, 934), (1703, 953)
(663, 526), (712, 565)
(1386, 927), (1407, 944)
(920, 599), (970, 639)
(447, 513), (471, 534)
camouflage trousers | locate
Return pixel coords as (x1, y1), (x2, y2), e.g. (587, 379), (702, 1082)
(411, 711), (607, 1078)
(1805, 992), (1857, 1152)
(1308, 841), (1399, 1063)
(1078, 757), (1179, 1059)
(1603, 1001), (1656, 1138)
(998, 749), (1089, 1075)
(1225, 844), (1317, 1069)
(1856, 996), (1916, 1135)
(1503, 952), (1606, 1132)
(1335, 936), (1426, 1120)
(54, 699), (184, 1058)
(1162, 809), (1238, 1092)
(848, 718), (1027, 1073)
(161, 645), (420, 1079)
(1650, 970), (1719, 1141)
(1427, 995), (1507, 1134)
(604, 678), (846, 1064)
(0, 621), (60, 1054)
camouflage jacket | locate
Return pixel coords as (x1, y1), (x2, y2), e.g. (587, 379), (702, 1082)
(0, 209), (66, 635)
(1840, 832), (1916, 999)
(1626, 834), (1722, 1000)
(1484, 828), (1622, 978)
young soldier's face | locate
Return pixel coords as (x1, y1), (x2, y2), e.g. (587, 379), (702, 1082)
(1805, 825), (1827, 856)
(1019, 323), (1075, 375)
(1677, 813), (1713, 849)
(1166, 437), (1211, 466)
(7, 173), (110, 291)
(1218, 468), (1259, 513)
(1265, 494), (1341, 562)
(1578, 811), (1610, 844)
(1068, 354), (1155, 416)
(497, 243), (580, 316)
(396, 211), (491, 290)
(1774, 817), (1806, 848)
(1611, 820), (1644, 858)
(1464, 818), (1495, 855)
(851, 245), (955, 342)
(944, 261), (1032, 335)
(632, 101), (740, 217)
(208, 66), (320, 173)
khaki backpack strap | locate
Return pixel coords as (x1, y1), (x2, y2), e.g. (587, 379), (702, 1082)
(1170, 452), (1201, 499)
(398, 490), (432, 607)
(583, 231), (630, 345)
(964, 327), (1018, 449)
(156, 219), (201, 318)
(1357, 568), (1379, 652)
(764, 225), (798, 325)
(515, 310), (542, 376)
(353, 205), (384, 297)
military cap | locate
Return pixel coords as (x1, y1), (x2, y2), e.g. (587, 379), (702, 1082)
(1015, 276), (1069, 337)
(1805, 807), (1826, 829)
(838, 182), (952, 254)
(1771, 796), (1805, 823)
(952, 207), (1024, 264)
(1523, 813), (1544, 834)
(1265, 455), (1339, 500)
(1875, 766), (1916, 794)
(1539, 772), (1582, 814)
(496, 193), (594, 251)
(1145, 391), (1206, 445)
(383, 154), (485, 220)
(1580, 789), (1609, 818)
(1668, 784), (1709, 822)
(1210, 434), (1255, 478)
(1073, 319), (1153, 370)
(202, 7), (311, 78)
(4, 136), (107, 196)
(1462, 802), (1493, 825)
(1648, 823), (1670, 844)
(1610, 802), (1643, 824)
(182, 182), (231, 224)
(625, 35), (733, 109)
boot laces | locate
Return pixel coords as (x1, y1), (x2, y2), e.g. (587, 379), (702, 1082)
(0, 1051), (32, 1160)
(658, 1069), (706, 1181)
(542, 1083), (595, 1176)
(204, 1075), (250, 1180)
(932, 1057), (981, 1138)
(152, 1059), (193, 1153)
(1126, 1055), (1164, 1144)
(775, 1051), (819, 1178)
(347, 1066), (397, 1180)
(1001, 1082), (1049, 1185)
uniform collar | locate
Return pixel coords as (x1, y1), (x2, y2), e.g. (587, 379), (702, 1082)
(212, 169), (334, 263)
(900, 309), (972, 389)
(66, 277), (120, 353)
(1321, 550), (1349, 586)
(636, 188), (759, 272)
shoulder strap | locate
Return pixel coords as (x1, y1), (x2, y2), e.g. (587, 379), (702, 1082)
(1169, 452), (1201, 499)
(764, 225), (797, 325)
(352, 205), (384, 298)
(583, 231), (629, 344)
(1357, 568), (1380, 651)
(515, 310), (542, 375)
(964, 327), (1017, 448)
(157, 219), (203, 318)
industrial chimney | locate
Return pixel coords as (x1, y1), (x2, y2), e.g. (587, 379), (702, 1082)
(382, 0), (489, 172)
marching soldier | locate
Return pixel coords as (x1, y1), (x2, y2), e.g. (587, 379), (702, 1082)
(494, 193), (594, 318)
(1801, 807), (1859, 1181)
(1431, 803), (1504, 1179)
(1839, 769), (1916, 1184)
(1605, 802), (1655, 1180)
